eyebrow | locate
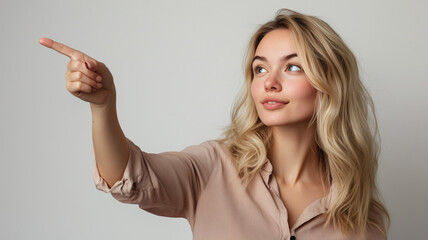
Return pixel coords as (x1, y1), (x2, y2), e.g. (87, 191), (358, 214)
(252, 53), (298, 64)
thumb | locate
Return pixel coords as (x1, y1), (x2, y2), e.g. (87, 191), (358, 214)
(84, 59), (97, 70)
(85, 59), (107, 75)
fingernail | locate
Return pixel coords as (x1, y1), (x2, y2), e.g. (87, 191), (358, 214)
(85, 61), (92, 69)
(96, 76), (102, 82)
(97, 83), (103, 88)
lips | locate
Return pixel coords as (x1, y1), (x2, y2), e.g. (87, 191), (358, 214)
(261, 97), (289, 110)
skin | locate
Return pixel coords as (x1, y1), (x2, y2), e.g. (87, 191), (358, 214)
(40, 33), (328, 228)
(39, 38), (129, 188)
(38, 38), (114, 106)
(251, 29), (329, 228)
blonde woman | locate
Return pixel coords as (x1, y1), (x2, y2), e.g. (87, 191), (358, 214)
(40, 9), (389, 240)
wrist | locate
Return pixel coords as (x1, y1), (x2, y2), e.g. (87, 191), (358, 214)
(90, 100), (116, 115)
(90, 91), (116, 112)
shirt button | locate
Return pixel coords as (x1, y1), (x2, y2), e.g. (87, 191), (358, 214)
(290, 236), (296, 240)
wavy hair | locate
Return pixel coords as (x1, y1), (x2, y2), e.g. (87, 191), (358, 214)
(221, 9), (390, 236)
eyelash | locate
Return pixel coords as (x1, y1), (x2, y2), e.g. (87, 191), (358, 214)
(287, 64), (302, 72)
(254, 66), (267, 74)
(253, 64), (303, 74)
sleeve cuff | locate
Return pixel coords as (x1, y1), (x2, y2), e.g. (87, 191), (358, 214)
(92, 138), (138, 197)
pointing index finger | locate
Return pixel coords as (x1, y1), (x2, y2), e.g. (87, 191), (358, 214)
(39, 38), (82, 60)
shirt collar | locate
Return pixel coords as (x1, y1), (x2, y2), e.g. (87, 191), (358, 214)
(259, 159), (337, 210)
(260, 160), (273, 188)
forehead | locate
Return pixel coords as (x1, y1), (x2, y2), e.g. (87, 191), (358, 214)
(254, 28), (296, 57)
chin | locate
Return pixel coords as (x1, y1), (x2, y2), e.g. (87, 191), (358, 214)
(259, 116), (313, 127)
(259, 118), (290, 127)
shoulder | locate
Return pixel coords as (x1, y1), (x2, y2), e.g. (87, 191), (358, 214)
(180, 140), (237, 174)
(182, 140), (232, 161)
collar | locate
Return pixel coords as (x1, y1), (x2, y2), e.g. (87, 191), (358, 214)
(260, 159), (273, 187)
(259, 159), (337, 210)
(259, 159), (338, 230)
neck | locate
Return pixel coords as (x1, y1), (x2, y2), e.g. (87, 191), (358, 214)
(269, 121), (322, 186)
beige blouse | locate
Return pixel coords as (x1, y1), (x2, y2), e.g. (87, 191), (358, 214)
(93, 138), (386, 240)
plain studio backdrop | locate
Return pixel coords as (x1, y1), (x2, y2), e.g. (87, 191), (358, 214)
(0, 0), (427, 239)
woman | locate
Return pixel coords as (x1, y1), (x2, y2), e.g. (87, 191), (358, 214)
(40, 9), (389, 239)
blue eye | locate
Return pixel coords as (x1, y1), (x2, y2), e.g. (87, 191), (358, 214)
(254, 66), (267, 74)
(287, 64), (302, 72)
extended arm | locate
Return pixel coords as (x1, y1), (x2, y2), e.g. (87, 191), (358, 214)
(39, 38), (129, 187)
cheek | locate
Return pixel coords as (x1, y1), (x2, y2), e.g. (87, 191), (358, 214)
(287, 80), (317, 101)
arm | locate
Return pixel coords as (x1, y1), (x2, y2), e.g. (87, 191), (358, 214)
(91, 103), (129, 188)
(39, 38), (129, 187)
(40, 38), (218, 220)
(93, 138), (219, 220)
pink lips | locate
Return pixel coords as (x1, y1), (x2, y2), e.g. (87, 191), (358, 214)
(261, 97), (289, 110)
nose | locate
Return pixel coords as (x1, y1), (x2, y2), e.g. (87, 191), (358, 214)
(264, 73), (282, 92)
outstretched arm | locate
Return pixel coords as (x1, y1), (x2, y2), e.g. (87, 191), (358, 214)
(39, 38), (129, 187)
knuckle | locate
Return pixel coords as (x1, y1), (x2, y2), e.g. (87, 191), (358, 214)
(75, 81), (83, 89)
(71, 60), (82, 70)
(75, 71), (83, 80)
(71, 52), (82, 60)
(69, 83), (78, 93)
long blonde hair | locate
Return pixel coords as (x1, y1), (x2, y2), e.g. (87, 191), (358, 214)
(221, 9), (390, 236)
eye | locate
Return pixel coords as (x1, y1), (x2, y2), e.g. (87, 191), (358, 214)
(286, 64), (302, 72)
(254, 66), (267, 74)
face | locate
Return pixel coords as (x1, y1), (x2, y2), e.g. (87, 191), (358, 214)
(251, 28), (317, 127)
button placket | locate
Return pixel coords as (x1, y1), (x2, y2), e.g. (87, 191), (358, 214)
(269, 175), (291, 239)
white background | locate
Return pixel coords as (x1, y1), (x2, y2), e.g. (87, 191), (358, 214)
(1, 0), (427, 239)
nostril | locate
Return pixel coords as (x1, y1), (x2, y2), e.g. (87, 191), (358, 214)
(264, 76), (282, 92)
(265, 84), (281, 92)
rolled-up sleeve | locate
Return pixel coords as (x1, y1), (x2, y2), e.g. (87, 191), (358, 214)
(92, 137), (219, 220)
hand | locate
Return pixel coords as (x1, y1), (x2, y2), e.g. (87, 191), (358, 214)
(39, 38), (116, 109)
